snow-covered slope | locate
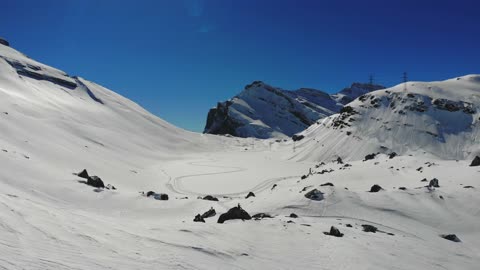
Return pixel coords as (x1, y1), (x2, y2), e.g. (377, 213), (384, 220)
(291, 75), (480, 161)
(204, 81), (384, 139)
(332, 82), (385, 104)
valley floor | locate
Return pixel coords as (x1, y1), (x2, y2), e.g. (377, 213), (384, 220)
(1, 147), (479, 269)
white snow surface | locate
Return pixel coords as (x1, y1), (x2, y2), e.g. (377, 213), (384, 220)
(1, 44), (479, 270)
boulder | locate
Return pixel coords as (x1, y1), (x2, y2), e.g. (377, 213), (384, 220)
(77, 169), (89, 179)
(336, 157), (343, 164)
(362, 224), (378, 233)
(369, 184), (383, 193)
(429, 178), (440, 188)
(324, 226), (344, 237)
(304, 189), (324, 201)
(217, 205), (251, 224)
(301, 175), (308, 180)
(245, 192), (255, 199)
(470, 156), (480, 167)
(398, 187), (407, 190)
(389, 152), (397, 159)
(87, 176), (105, 188)
(364, 153), (377, 161)
(146, 191), (156, 197)
(153, 193), (169, 200)
(193, 214), (205, 223)
(441, 234), (461, 242)
(289, 213), (298, 218)
(292, 134), (305, 141)
(201, 208), (216, 219)
(202, 195), (219, 201)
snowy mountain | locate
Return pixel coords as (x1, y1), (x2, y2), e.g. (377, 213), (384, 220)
(291, 75), (480, 161)
(204, 81), (384, 138)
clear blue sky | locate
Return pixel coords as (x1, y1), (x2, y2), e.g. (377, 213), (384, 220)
(1, 0), (479, 132)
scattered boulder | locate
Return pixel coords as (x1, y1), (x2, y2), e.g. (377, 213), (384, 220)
(105, 184), (116, 190)
(271, 184), (277, 190)
(398, 187), (407, 190)
(336, 157), (343, 164)
(245, 192), (255, 199)
(301, 175), (308, 180)
(369, 184), (383, 193)
(218, 204), (252, 224)
(292, 134), (305, 141)
(364, 153), (377, 161)
(362, 224), (378, 233)
(252, 213), (273, 220)
(201, 207), (216, 219)
(470, 156), (480, 167)
(389, 152), (397, 159)
(87, 176), (105, 188)
(77, 169), (89, 179)
(146, 191), (156, 197)
(320, 182), (334, 187)
(441, 234), (461, 242)
(304, 189), (324, 201)
(324, 226), (344, 237)
(464, 186), (474, 189)
(202, 195), (219, 201)
(420, 178), (428, 182)
(289, 213), (298, 218)
(153, 193), (169, 200)
(345, 224), (353, 228)
(193, 214), (205, 223)
(429, 178), (440, 188)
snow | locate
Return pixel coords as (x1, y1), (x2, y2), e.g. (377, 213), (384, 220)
(1, 44), (479, 269)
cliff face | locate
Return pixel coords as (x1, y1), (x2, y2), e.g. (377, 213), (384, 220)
(204, 81), (384, 138)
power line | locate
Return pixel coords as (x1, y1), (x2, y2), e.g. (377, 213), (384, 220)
(369, 74), (374, 86)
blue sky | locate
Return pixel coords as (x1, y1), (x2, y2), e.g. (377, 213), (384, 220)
(1, 0), (479, 132)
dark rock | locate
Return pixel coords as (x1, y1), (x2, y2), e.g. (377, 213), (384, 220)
(0, 37), (9, 46)
(202, 195), (219, 201)
(398, 187), (407, 190)
(146, 191), (156, 197)
(292, 134), (305, 141)
(252, 213), (273, 220)
(77, 169), (89, 179)
(217, 205), (252, 224)
(320, 182), (334, 187)
(304, 189), (324, 201)
(441, 234), (461, 242)
(271, 184), (277, 190)
(201, 207), (216, 219)
(420, 178), (428, 182)
(289, 213), (298, 218)
(193, 214), (205, 223)
(464, 186), (474, 189)
(364, 153), (377, 161)
(153, 193), (169, 200)
(346, 224), (352, 228)
(369, 184), (383, 193)
(87, 176), (105, 188)
(429, 178), (440, 188)
(245, 191), (255, 199)
(362, 224), (378, 233)
(417, 167), (423, 172)
(301, 175), (308, 180)
(470, 156), (480, 167)
(389, 152), (397, 159)
(336, 157), (343, 164)
(324, 226), (344, 237)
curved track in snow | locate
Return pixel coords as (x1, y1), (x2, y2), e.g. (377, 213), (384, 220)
(164, 159), (300, 197)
